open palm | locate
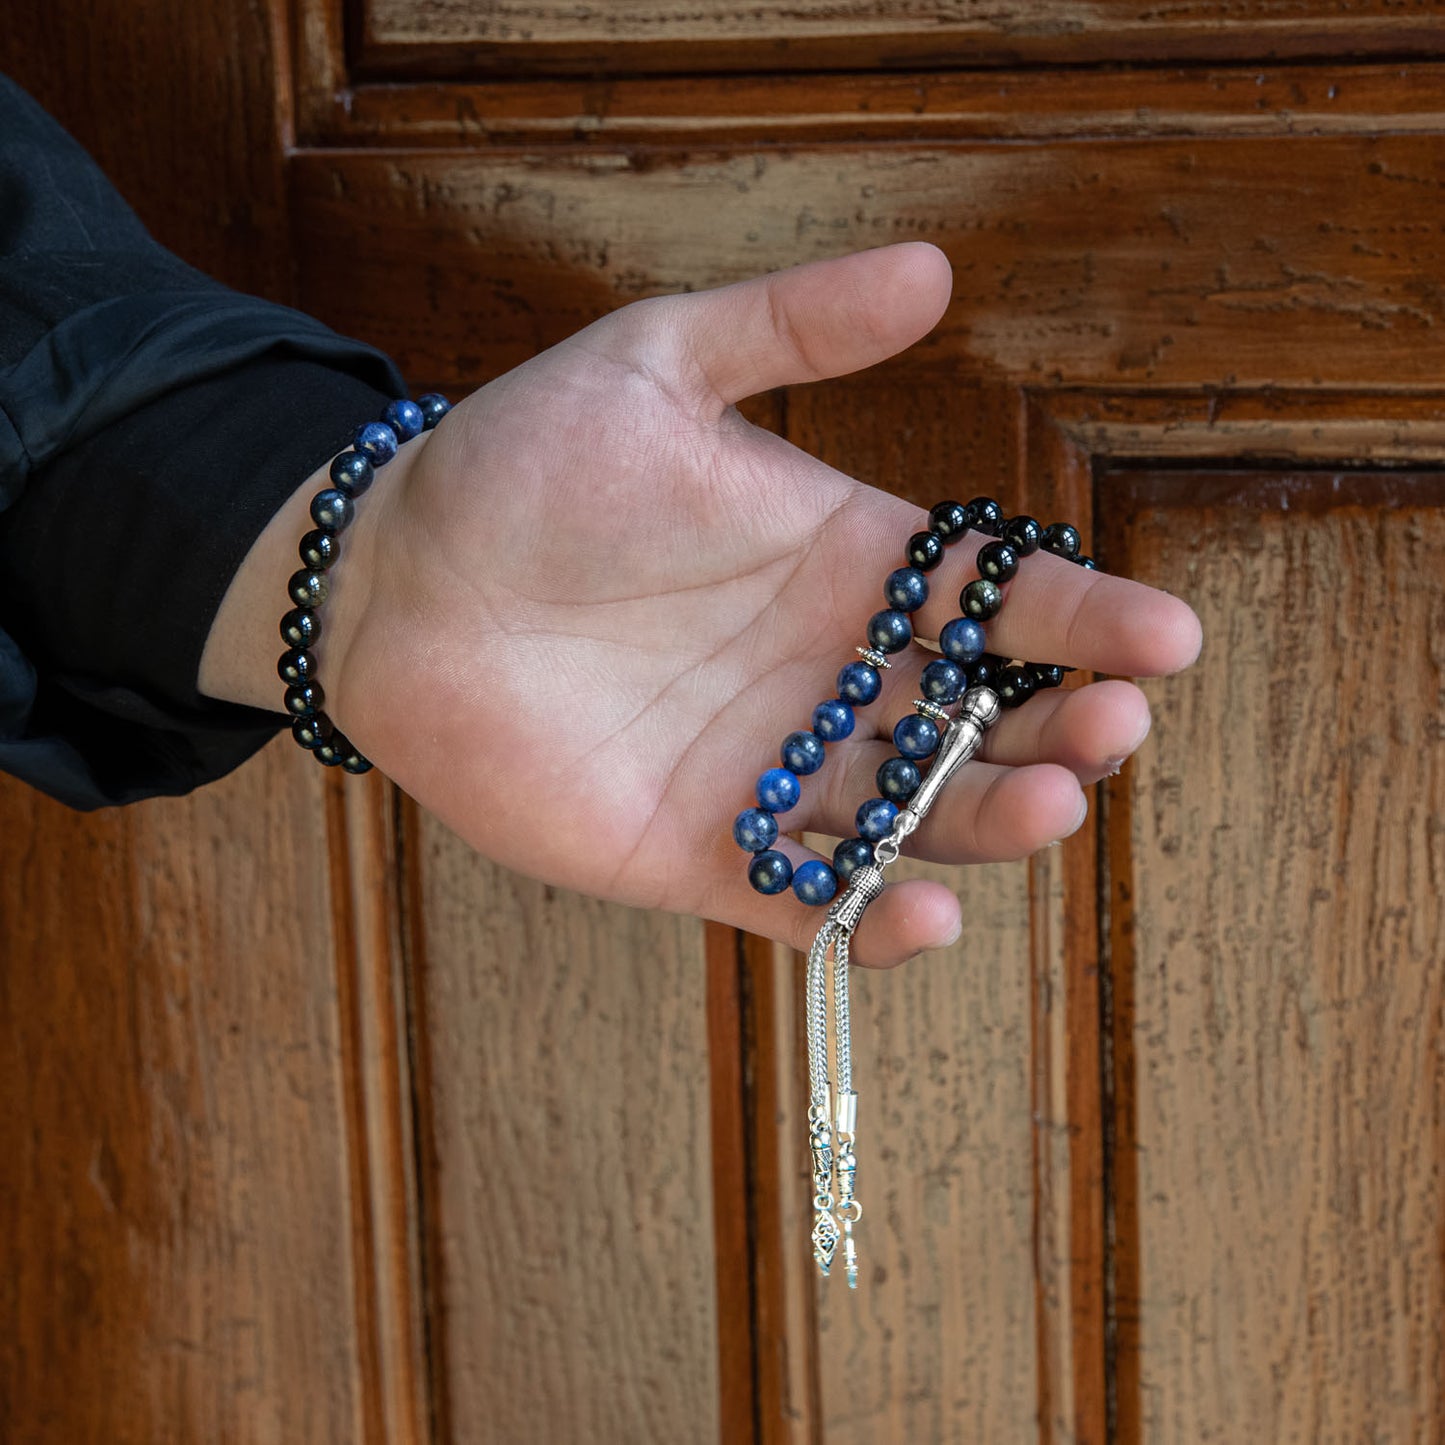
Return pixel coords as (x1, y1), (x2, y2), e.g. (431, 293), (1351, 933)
(333, 245), (1201, 965)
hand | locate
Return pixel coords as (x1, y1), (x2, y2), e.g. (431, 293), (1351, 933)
(203, 244), (1202, 966)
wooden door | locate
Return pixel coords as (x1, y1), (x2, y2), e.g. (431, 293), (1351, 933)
(3, 3), (1442, 1441)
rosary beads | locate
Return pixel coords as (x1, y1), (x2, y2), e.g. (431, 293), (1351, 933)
(728, 495), (1093, 1288)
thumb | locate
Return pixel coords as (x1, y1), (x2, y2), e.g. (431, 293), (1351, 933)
(624, 243), (953, 415)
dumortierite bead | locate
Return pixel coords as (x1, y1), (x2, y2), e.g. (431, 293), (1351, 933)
(1030, 662), (1066, 689)
(328, 451), (373, 498)
(756, 767), (801, 812)
(749, 850), (793, 895)
(418, 393), (451, 430)
(299, 529), (340, 570)
(278, 648), (317, 686)
(961, 578), (1003, 621)
(866, 609), (913, 654)
(1041, 522), (1081, 557)
(733, 807), (780, 853)
(876, 755), (921, 803)
(781, 730), (826, 775)
(996, 664), (1036, 708)
(792, 859), (839, 906)
(1076, 555), (1098, 570)
(836, 659), (882, 706)
(906, 530), (945, 572)
(812, 699), (855, 743)
(856, 796), (899, 843)
(920, 657), (966, 704)
(353, 421), (398, 465)
(976, 540), (1019, 585)
(310, 488), (355, 534)
(884, 566), (929, 612)
(928, 499), (969, 541)
(939, 616), (986, 664)
(291, 714), (333, 750)
(1001, 515), (1042, 556)
(285, 681), (324, 718)
(966, 497), (1004, 535)
(280, 608), (322, 647)
(288, 568), (329, 608)
(382, 398), (425, 442)
(894, 713), (940, 760)
(833, 837), (875, 881)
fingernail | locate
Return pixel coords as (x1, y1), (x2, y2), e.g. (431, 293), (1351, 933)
(1069, 794), (1089, 834)
(941, 915), (964, 949)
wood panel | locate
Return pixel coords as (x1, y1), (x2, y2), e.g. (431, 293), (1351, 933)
(291, 133), (1445, 392)
(405, 802), (721, 1445)
(0, 751), (373, 1444)
(352, 0), (1445, 78)
(1102, 470), (1445, 1442)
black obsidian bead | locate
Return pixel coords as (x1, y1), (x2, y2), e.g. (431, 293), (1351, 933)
(1041, 522), (1081, 558)
(966, 497), (1004, 535)
(975, 540), (1020, 585)
(299, 529), (340, 570)
(866, 608), (913, 654)
(876, 755), (921, 803)
(309, 488), (355, 534)
(1030, 662), (1066, 689)
(285, 681), (325, 718)
(1001, 515), (1042, 556)
(418, 393), (452, 430)
(280, 608), (322, 648)
(996, 664), (1036, 709)
(288, 568), (330, 608)
(340, 751), (373, 775)
(329, 450), (374, 498)
(928, 500), (969, 542)
(832, 836), (875, 882)
(960, 577), (1004, 620)
(1076, 555), (1098, 570)
(291, 713), (334, 750)
(906, 529), (945, 572)
(315, 734), (348, 767)
(966, 655), (1003, 689)
(278, 648), (317, 686)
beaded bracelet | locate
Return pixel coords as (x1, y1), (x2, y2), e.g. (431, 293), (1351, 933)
(731, 494), (1095, 1289)
(279, 393), (451, 771)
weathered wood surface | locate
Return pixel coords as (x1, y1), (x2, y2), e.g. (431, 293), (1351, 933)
(1103, 471), (1445, 1443)
(292, 135), (1445, 392)
(404, 801), (721, 1445)
(354, 0), (1445, 76)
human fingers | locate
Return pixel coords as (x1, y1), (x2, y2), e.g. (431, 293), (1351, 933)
(615, 244), (953, 419)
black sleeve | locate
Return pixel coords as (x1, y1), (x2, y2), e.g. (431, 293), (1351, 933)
(0, 73), (411, 809)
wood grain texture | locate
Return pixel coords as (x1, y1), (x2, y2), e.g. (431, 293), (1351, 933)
(301, 62), (1445, 148)
(1102, 471), (1445, 1443)
(0, 749), (368, 1444)
(353, 0), (1445, 77)
(291, 134), (1445, 393)
(404, 801), (720, 1445)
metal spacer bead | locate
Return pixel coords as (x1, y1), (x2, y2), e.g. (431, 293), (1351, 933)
(912, 699), (950, 724)
(855, 646), (892, 670)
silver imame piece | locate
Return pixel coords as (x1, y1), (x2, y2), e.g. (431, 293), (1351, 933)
(899, 686), (1000, 826)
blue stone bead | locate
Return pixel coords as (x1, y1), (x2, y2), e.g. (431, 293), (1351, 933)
(884, 566), (929, 612)
(894, 714), (941, 760)
(877, 755), (921, 803)
(382, 398), (425, 442)
(781, 730), (826, 775)
(833, 837), (875, 882)
(733, 807), (779, 853)
(354, 421), (398, 466)
(939, 615), (987, 665)
(749, 850), (793, 895)
(329, 450), (374, 498)
(855, 797), (899, 843)
(920, 658), (966, 704)
(836, 660), (882, 706)
(792, 859), (839, 907)
(418, 393), (452, 430)
(811, 699), (855, 743)
(866, 609), (913, 655)
(756, 767), (801, 813)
